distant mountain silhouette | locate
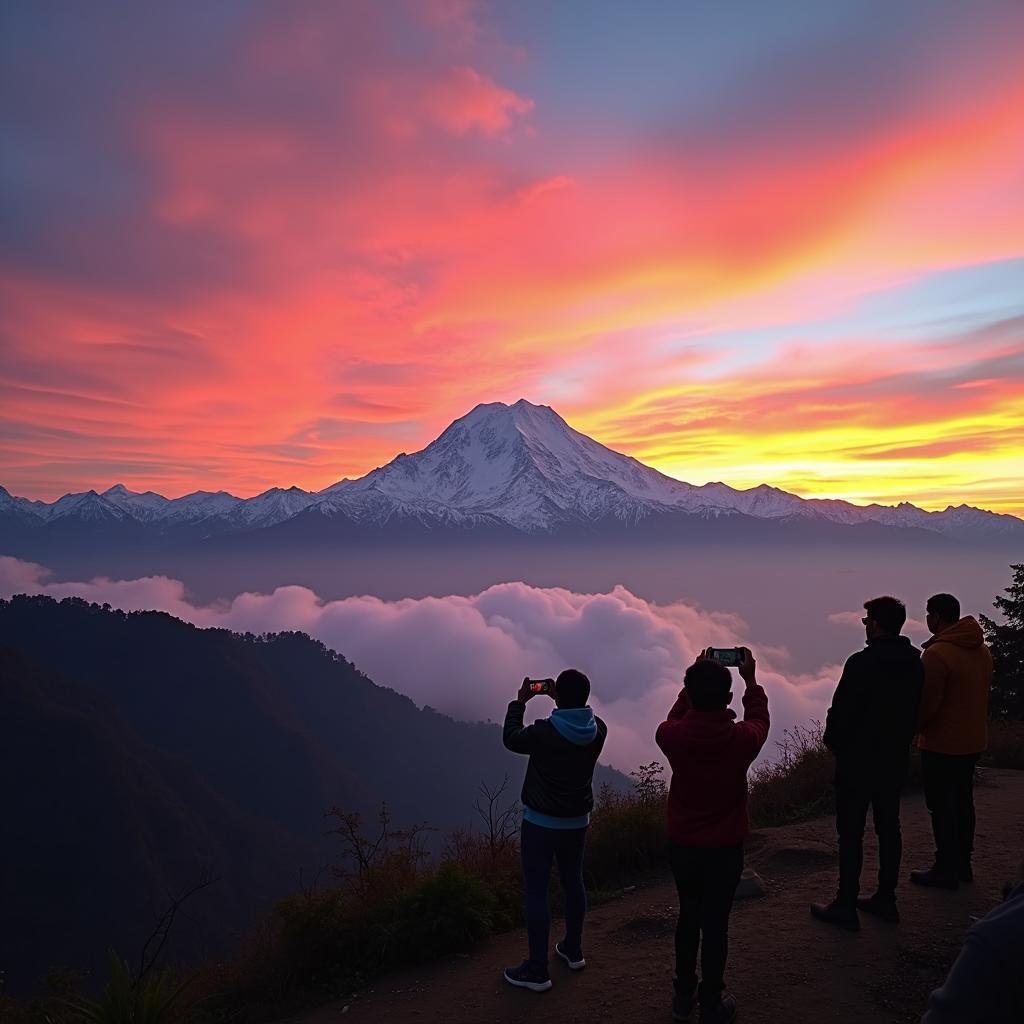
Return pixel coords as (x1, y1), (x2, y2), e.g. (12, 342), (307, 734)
(2, 401), (1021, 552)
(0, 595), (625, 994)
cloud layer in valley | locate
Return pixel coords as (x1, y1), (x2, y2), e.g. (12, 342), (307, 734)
(0, 556), (850, 772)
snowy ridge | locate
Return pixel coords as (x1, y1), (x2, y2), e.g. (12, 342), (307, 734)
(2, 401), (1021, 541)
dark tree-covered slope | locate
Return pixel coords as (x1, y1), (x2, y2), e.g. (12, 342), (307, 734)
(0, 595), (627, 993)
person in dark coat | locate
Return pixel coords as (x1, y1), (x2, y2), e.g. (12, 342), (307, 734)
(501, 669), (607, 992)
(811, 595), (924, 929)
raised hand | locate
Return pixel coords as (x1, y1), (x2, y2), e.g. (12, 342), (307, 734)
(738, 647), (757, 686)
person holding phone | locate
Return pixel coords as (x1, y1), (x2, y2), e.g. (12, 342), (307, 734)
(501, 669), (608, 993)
(656, 646), (770, 1024)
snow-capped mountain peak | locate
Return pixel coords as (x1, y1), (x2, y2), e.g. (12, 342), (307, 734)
(321, 399), (703, 530)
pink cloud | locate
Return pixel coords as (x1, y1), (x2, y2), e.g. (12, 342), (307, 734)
(421, 65), (533, 137)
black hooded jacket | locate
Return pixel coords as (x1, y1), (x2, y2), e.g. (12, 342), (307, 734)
(823, 635), (924, 765)
(502, 701), (607, 819)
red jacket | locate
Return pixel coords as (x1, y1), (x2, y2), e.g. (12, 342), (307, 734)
(655, 684), (770, 848)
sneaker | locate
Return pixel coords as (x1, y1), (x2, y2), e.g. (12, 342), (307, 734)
(856, 895), (900, 923)
(700, 992), (738, 1023)
(554, 942), (586, 970)
(810, 900), (860, 931)
(910, 867), (959, 890)
(503, 961), (552, 992)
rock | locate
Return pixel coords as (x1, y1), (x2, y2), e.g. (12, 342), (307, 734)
(758, 840), (836, 876)
(735, 868), (768, 899)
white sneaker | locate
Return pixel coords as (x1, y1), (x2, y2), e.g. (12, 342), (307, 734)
(555, 942), (586, 970)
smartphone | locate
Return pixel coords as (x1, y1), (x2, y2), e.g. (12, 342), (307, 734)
(709, 647), (745, 667)
(528, 677), (554, 694)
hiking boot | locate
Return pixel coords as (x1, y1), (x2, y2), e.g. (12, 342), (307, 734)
(700, 992), (738, 1023)
(672, 978), (696, 1022)
(910, 868), (959, 890)
(503, 961), (552, 992)
(810, 900), (860, 931)
(554, 942), (586, 970)
(856, 895), (900, 923)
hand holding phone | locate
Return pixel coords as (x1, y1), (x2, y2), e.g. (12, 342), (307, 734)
(518, 676), (554, 702)
(707, 647), (757, 685)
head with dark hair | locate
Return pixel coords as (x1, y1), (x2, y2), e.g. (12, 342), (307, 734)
(683, 658), (733, 711)
(926, 593), (961, 630)
(555, 668), (591, 709)
(863, 595), (907, 637)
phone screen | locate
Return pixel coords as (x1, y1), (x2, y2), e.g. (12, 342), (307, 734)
(710, 647), (741, 667)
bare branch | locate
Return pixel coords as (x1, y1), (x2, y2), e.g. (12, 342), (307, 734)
(136, 875), (217, 987)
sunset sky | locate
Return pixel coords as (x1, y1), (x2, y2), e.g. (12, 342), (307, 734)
(2, 1), (1022, 513)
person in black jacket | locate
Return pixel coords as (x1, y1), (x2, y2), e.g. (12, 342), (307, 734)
(811, 595), (924, 930)
(501, 669), (608, 992)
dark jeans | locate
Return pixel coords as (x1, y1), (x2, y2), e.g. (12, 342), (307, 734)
(835, 759), (905, 905)
(520, 819), (588, 970)
(669, 843), (744, 1006)
(922, 750), (978, 875)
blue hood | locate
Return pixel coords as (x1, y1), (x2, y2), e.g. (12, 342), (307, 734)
(549, 707), (598, 745)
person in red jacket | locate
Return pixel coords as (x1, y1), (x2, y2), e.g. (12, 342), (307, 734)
(655, 647), (770, 1024)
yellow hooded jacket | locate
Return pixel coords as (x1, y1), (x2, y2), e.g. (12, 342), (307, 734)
(917, 616), (993, 755)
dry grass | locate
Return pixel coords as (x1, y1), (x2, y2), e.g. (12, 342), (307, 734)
(748, 722), (835, 827)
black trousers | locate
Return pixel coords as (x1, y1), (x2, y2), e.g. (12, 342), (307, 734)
(834, 758), (905, 905)
(520, 819), (588, 969)
(921, 750), (978, 875)
(669, 843), (743, 1005)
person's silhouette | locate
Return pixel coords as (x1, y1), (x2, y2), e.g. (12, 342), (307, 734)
(812, 595), (923, 929)
(501, 670), (607, 993)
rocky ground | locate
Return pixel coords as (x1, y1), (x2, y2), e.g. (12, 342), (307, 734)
(280, 768), (1024, 1024)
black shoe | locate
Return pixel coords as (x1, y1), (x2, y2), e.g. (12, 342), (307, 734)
(503, 961), (552, 992)
(960, 865), (973, 883)
(910, 868), (959, 890)
(810, 900), (860, 931)
(673, 977), (698, 1022)
(672, 986), (696, 1022)
(554, 942), (585, 970)
(700, 992), (738, 1023)
(856, 895), (900, 923)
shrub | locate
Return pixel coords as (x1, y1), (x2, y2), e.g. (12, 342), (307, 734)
(443, 830), (521, 931)
(388, 863), (496, 963)
(271, 889), (353, 988)
(749, 722), (834, 827)
(984, 718), (1024, 769)
(62, 954), (191, 1024)
(585, 763), (668, 887)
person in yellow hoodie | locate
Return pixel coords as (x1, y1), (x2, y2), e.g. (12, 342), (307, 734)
(911, 593), (993, 890)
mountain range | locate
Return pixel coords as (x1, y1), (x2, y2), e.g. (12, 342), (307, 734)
(2, 400), (1021, 544)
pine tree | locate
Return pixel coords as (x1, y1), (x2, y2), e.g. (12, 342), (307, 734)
(980, 563), (1024, 720)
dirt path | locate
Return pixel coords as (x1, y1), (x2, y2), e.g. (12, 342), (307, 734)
(281, 769), (1024, 1024)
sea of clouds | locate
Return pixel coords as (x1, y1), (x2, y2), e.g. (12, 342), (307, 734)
(0, 556), (868, 771)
